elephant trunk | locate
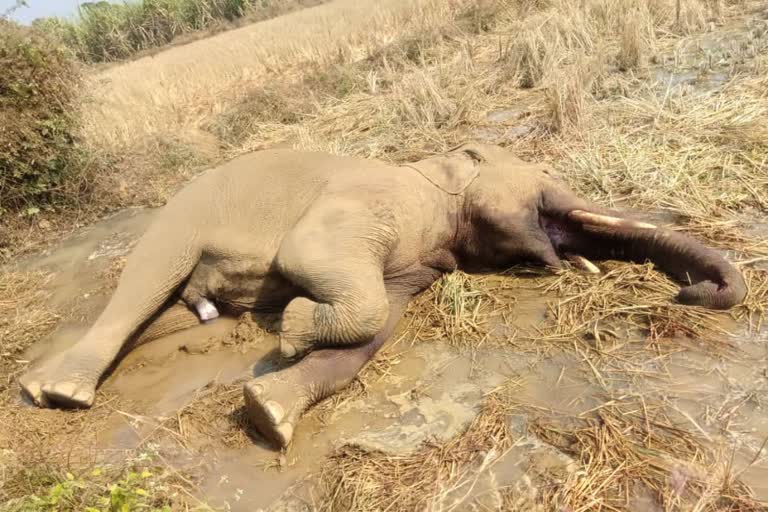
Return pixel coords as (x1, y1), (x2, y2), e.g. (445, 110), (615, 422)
(543, 208), (747, 310)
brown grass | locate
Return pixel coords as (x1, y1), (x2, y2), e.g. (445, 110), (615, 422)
(6, 0), (767, 258)
(531, 394), (765, 511)
(0, 271), (59, 369)
(535, 262), (730, 345)
(618, 15), (645, 71)
(545, 54), (603, 133)
(318, 391), (514, 511)
(554, 80), (768, 217)
(403, 271), (521, 349)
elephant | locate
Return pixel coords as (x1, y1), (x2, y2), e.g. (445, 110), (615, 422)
(19, 142), (747, 448)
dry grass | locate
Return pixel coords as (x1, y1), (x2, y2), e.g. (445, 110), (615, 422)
(318, 391), (514, 511)
(318, 382), (768, 511)
(162, 379), (258, 450)
(531, 394), (766, 511)
(618, 15), (645, 71)
(0, 271), (59, 369)
(535, 262), (730, 345)
(545, 55), (603, 133)
(555, 75), (768, 217)
(403, 271), (521, 349)
(735, 268), (768, 333)
(6, 0), (766, 258)
(79, 0), (421, 152)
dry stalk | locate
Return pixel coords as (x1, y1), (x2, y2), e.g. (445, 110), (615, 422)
(533, 262), (733, 348)
(405, 271), (518, 349)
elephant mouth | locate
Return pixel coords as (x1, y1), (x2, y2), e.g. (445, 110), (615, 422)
(540, 210), (746, 310)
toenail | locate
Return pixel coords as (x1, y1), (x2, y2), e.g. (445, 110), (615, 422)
(250, 383), (264, 395)
(74, 390), (93, 404)
(275, 423), (294, 446)
(281, 341), (297, 358)
(264, 400), (285, 424)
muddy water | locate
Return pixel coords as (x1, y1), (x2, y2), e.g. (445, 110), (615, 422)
(9, 206), (768, 510)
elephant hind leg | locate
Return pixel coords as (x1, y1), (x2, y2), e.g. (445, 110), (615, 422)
(19, 224), (203, 409)
(128, 301), (202, 349)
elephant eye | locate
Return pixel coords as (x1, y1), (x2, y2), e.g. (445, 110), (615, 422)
(462, 149), (485, 164)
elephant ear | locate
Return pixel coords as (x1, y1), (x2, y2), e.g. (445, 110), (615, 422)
(405, 145), (483, 195)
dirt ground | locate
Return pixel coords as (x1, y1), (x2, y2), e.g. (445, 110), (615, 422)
(2, 0), (768, 510)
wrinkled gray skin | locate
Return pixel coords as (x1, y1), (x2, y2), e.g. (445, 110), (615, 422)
(19, 143), (747, 448)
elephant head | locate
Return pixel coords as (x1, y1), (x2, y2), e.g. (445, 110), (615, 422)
(410, 142), (746, 310)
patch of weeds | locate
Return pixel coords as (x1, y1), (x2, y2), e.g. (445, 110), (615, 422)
(2, 450), (209, 511)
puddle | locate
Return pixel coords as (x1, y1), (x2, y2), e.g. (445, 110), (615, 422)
(653, 69), (730, 91)
(651, 14), (768, 97)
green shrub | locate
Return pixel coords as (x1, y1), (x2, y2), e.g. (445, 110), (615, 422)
(0, 19), (82, 215)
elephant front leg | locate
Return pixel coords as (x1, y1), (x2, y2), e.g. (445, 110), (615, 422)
(244, 296), (409, 448)
(275, 237), (391, 359)
(278, 290), (389, 358)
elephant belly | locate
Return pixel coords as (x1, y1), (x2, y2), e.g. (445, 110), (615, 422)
(182, 254), (300, 313)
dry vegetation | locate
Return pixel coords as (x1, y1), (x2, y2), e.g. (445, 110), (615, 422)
(0, 271), (59, 369)
(4, 0), (767, 256)
(1, 0), (768, 509)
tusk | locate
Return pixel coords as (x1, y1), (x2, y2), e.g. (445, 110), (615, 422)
(570, 210), (657, 230)
(195, 298), (219, 322)
(565, 253), (601, 274)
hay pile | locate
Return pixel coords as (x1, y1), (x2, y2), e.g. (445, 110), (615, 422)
(536, 263), (729, 345)
(403, 271), (519, 349)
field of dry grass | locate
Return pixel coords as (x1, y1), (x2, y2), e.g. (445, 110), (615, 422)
(1, 0), (768, 510)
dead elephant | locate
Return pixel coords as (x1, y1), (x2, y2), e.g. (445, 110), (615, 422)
(20, 142), (747, 448)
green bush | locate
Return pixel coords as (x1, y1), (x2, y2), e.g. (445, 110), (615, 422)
(0, 19), (82, 215)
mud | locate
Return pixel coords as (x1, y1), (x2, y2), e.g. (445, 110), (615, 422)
(4, 198), (768, 510)
(654, 12), (768, 92)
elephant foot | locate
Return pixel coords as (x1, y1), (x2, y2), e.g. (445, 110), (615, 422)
(279, 297), (317, 358)
(19, 355), (100, 409)
(243, 372), (312, 448)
